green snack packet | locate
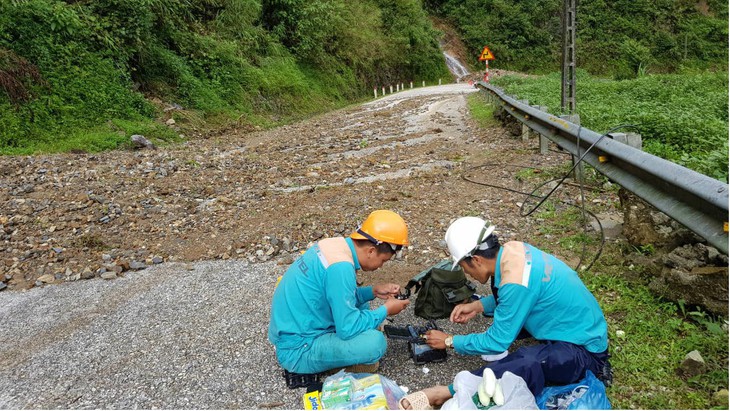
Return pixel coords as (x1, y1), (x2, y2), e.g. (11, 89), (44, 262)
(322, 386), (351, 409)
(471, 392), (492, 410)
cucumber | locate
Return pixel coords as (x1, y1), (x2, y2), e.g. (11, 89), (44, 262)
(477, 381), (491, 406)
(492, 380), (505, 406)
(482, 367), (497, 397)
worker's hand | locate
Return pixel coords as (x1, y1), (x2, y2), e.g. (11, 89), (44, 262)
(424, 329), (449, 350)
(384, 296), (410, 316)
(450, 300), (484, 324)
(373, 283), (400, 299)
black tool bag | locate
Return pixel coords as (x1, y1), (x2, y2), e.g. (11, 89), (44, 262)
(408, 260), (476, 320)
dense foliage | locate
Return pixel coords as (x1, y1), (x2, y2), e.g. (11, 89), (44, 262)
(426, 0), (728, 76)
(492, 71), (729, 182)
(0, 0), (450, 153)
(1, 0), (727, 156)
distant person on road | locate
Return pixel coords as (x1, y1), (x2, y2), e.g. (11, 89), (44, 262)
(268, 210), (411, 375)
(399, 216), (610, 409)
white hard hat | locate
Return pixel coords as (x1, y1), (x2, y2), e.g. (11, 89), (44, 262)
(444, 216), (496, 269)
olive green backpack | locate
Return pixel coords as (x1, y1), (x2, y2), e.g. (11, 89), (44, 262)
(406, 259), (477, 320)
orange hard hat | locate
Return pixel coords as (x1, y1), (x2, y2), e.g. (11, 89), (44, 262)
(350, 210), (409, 247)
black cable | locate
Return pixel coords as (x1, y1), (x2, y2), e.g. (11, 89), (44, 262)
(462, 124), (640, 272)
(463, 165), (604, 271)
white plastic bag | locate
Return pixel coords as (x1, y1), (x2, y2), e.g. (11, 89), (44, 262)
(441, 371), (538, 410)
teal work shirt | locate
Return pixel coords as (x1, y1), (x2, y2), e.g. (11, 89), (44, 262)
(268, 237), (388, 352)
(454, 242), (608, 355)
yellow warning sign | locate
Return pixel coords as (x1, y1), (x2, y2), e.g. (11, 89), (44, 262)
(479, 46), (495, 61)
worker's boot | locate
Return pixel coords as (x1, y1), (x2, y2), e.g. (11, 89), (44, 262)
(283, 369), (321, 389)
(597, 359), (613, 387)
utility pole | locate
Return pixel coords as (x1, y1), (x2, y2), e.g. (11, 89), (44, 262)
(561, 0), (582, 180)
(561, 0), (577, 114)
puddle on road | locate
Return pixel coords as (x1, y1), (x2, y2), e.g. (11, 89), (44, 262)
(273, 160), (456, 193)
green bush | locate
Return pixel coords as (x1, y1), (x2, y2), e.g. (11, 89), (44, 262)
(1, 0), (451, 154)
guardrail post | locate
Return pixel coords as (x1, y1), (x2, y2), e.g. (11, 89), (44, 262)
(519, 100), (530, 141)
(610, 132), (643, 150)
(560, 114), (583, 179)
(478, 82), (728, 253)
(532, 106), (550, 154)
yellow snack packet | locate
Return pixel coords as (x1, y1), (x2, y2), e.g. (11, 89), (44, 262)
(303, 390), (322, 410)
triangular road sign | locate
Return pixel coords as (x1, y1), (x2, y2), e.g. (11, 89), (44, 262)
(479, 46), (495, 61)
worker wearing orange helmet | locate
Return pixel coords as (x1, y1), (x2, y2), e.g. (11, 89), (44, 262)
(268, 210), (411, 375)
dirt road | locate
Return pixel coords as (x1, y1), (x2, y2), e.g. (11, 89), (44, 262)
(2, 83), (599, 292)
(0, 83), (621, 408)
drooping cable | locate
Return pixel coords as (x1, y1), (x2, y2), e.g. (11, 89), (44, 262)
(462, 124), (639, 272)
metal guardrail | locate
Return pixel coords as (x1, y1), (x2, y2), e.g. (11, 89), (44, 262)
(476, 81), (729, 254)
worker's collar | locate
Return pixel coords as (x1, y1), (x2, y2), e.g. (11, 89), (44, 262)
(345, 237), (361, 271)
(493, 246), (505, 287)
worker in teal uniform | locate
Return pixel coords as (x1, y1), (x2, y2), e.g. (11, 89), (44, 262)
(269, 210), (411, 375)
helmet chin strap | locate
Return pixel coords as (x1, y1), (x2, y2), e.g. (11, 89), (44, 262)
(476, 235), (499, 250)
(474, 223), (498, 250)
(356, 229), (402, 252)
(463, 234), (498, 261)
(472, 222), (498, 255)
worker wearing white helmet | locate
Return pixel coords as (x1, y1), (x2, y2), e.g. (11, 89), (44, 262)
(399, 216), (610, 409)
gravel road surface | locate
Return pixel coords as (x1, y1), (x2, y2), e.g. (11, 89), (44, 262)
(1, 259), (493, 409)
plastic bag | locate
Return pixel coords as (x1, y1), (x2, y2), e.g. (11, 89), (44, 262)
(536, 371), (611, 410)
(316, 370), (406, 410)
(441, 371), (538, 410)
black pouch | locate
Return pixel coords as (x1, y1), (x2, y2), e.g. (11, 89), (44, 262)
(383, 321), (448, 365)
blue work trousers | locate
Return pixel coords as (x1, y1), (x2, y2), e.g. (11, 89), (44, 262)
(469, 340), (609, 396)
(276, 329), (386, 374)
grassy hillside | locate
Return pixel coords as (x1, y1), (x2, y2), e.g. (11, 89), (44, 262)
(427, 0), (728, 77)
(0, 0), (450, 154)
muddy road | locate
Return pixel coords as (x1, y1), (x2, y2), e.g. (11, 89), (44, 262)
(0, 83), (621, 408)
(2, 83), (604, 291)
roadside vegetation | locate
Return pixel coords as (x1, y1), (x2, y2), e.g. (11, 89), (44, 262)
(427, 0), (728, 77)
(466, 93), (499, 128)
(466, 94), (729, 409)
(0, 0), (449, 154)
(491, 71), (729, 182)
(587, 247), (728, 410)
